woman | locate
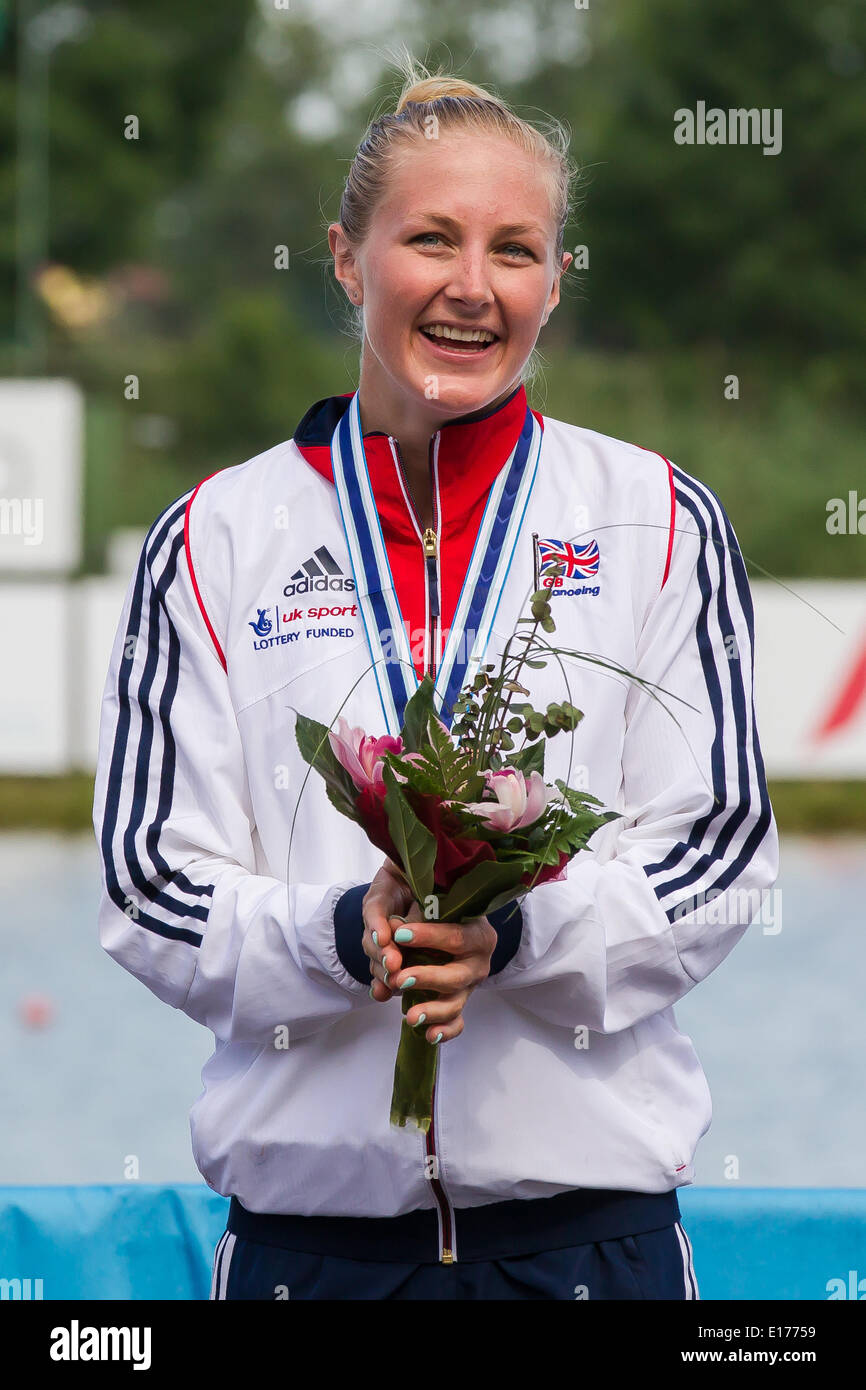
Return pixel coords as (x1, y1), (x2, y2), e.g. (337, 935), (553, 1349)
(92, 62), (778, 1300)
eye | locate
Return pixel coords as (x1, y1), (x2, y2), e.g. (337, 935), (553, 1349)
(501, 243), (534, 259)
(413, 232), (444, 248)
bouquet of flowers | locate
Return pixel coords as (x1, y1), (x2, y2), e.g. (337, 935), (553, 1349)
(294, 576), (649, 1132)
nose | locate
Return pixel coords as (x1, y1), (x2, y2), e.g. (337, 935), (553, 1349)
(443, 245), (495, 308)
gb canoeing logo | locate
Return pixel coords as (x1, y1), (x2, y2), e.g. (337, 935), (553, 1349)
(536, 537), (601, 598)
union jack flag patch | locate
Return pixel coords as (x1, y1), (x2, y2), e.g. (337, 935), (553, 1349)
(537, 537), (600, 580)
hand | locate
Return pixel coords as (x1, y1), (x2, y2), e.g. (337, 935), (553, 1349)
(363, 886), (497, 1044)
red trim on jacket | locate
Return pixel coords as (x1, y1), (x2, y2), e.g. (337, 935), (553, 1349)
(184, 474), (227, 671)
(660, 454), (676, 589)
(632, 445), (677, 592)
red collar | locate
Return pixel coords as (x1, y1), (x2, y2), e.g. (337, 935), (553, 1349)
(293, 383), (530, 502)
(292, 384), (541, 679)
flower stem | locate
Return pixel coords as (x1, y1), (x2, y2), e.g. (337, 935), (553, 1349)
(389, 947), (448, 1132)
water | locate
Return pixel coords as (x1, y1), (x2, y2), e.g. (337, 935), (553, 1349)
(1, 831), (864, 1187)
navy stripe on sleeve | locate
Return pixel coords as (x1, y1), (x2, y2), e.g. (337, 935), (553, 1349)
(642, 472), (773, 925)
(99, 494), (216, 945)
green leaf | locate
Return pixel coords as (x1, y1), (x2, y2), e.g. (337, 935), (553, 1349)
(554, 778), (608, 813)
(401, 676), (437, 754)
(483, 887), (528, 919)
(382, 752), (441, 798)
(381, 763), (437, 905)
(324, 780), (362, 823)
(509, 740), (545, 777)
(294, 712), (341, 775)
(423, 714), (479, 797)
(294, 713), (362, 812)
(436, 858), (535, 923)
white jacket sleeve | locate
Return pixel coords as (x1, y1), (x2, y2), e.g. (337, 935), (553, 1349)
(484, 466), (779, 1033)
(92, 490), (371, 1047)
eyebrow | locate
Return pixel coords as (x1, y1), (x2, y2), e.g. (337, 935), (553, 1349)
(405, 213), (547, 239)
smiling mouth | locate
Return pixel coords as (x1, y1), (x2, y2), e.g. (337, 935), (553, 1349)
(419, 324), (500, 353)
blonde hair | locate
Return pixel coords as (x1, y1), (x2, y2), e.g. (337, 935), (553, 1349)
(338, 56), (577, 264)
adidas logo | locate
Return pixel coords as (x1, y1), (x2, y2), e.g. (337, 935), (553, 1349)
(283, 545), (355, 597)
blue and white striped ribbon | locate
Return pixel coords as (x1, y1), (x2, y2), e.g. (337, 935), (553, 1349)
(330, 392), (542, 735)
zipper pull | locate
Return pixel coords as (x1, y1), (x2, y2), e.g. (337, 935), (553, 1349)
(423, 528), (440, 618)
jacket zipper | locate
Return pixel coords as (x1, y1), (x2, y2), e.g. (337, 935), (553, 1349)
(387, 433), (456, 1265)
(387, 436), (441, 681)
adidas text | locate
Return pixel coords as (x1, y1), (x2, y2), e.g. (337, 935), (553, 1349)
(284, 575), (355, 598)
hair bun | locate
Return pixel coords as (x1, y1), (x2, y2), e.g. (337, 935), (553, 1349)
(395, 74), (502, 115)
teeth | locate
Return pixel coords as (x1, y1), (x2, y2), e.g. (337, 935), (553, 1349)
(422, 324), (495, 343)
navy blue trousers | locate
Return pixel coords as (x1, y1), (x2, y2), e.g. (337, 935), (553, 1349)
(211, 1221), (699, 1300)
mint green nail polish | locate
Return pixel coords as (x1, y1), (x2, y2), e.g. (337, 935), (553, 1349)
(399, 976), (416, 991)
(412, 1013), (427, 1027)
(394, 927), (414, 943)
(369, 986), (375, 998)
(433, 1032), (444, 1044)
(372, 930), (379, 946)
(383, 969), (390, 985)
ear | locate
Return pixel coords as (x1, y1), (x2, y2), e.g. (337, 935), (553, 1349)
(328, 223), (363, 303)
(541, 251), (573, 326)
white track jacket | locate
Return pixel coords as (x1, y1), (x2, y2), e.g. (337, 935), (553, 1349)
(92, 383), (779, 1254)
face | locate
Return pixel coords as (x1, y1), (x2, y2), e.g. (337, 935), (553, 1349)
(329, 130), (572, 426)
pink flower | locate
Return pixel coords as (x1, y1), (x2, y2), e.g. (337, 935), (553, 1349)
(328, 717), (404, 795)
(462, 768), (552, 833)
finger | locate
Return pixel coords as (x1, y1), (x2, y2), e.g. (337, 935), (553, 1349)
(403, 1001), (467, 1044)
(362, 898), (394, 952)
(362, 901), (408, 957)
(372, 943), (403, 986)
(391, 960), (480, 995)
(369, 976), (395, 1003)
(403, 988), (470, 1029)
(386, 920), (468, 955)
(425, 1013), (464, 1045)
(362, 869), (412, 944)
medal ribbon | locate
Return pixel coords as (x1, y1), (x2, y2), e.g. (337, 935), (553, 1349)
(330, 392), (542, 735)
